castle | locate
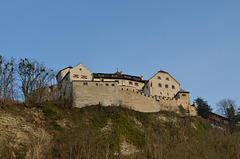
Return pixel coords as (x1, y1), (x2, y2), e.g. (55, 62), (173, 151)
(41, 63), (197, 116)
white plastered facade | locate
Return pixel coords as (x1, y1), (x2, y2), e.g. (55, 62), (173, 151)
(143, 71), (180, 97)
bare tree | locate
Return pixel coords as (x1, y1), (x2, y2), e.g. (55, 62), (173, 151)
(34, 68), (56, 103)
(5, 60), (19, 101)
(216, 99), (237, 118)
(17, 58), (55, 104)
(0, 55), (5, 99)
(17, 58), (46, 104)
(2, 58), (15, 102)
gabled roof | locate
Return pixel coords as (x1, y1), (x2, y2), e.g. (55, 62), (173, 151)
(209, 112), (229, 121)
(146, 70), (180, 85)
(178, 89), (190, 93)
(158, 70), (168, 74)
(56, 63), (92, 80)
(74, 63), (91, 73)
(174, 89), (190, 98)
(56, 66), (73, 77)
(61, 72), (70, 82)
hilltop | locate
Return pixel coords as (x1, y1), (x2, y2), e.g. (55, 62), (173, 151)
(0, 102), (240, 159)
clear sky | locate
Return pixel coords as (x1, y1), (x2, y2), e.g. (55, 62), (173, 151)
(1, 1), (240, 112)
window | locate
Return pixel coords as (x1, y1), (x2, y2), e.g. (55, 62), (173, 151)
(158, 83), (162, 87)
(73, 74), (79, 78)
(79, 68), (82, 71)
(167, 93), (169, 96)
(111, 84), (115, 87)
(172, 85), (175, 89)
(160, 92), (162, 95)
(112, 75), (117, 77)
(166, 77), (169, 81)
(83, 82), (88, 86)
(182, 94), (186, 96)
(96, 83), (98, 86)
(105, 84), (109, 87)
(81, 75), (87, 79)
(165, 84), (168, 88)
(146, 86), (149, 89)
(129, 81), (133, 85)
(157, 76), (161, 79)
(135, 83), (139, 86)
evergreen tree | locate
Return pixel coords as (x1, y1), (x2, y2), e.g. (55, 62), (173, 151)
(194, 97), (212, 118)
(237, 108), (240, 122)
(226, 105), (236, 123)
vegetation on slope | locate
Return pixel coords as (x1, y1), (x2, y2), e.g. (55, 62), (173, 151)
(1, 101), (240, 159)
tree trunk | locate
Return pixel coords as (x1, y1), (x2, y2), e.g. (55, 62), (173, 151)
(0, 76), (2, 99)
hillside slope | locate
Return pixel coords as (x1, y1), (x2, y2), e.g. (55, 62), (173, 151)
(0, 102), (240, 159)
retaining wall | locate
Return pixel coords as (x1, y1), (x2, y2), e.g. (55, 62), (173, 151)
(72, 81), (197, 115)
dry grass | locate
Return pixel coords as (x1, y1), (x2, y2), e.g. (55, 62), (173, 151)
(1, 102), (240, 159)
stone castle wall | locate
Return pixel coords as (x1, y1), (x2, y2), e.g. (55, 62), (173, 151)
(72, 81), (197, 116)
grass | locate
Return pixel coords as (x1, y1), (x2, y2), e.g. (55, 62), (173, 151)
(1, 101), (240, 159)
(13, 144), (28, 159)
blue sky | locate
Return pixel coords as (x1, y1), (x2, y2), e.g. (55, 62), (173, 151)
(1, 1), (240, 111)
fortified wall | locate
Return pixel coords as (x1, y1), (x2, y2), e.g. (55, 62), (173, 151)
(72, 81), (197, 116)
(33, 63), (198, 116)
